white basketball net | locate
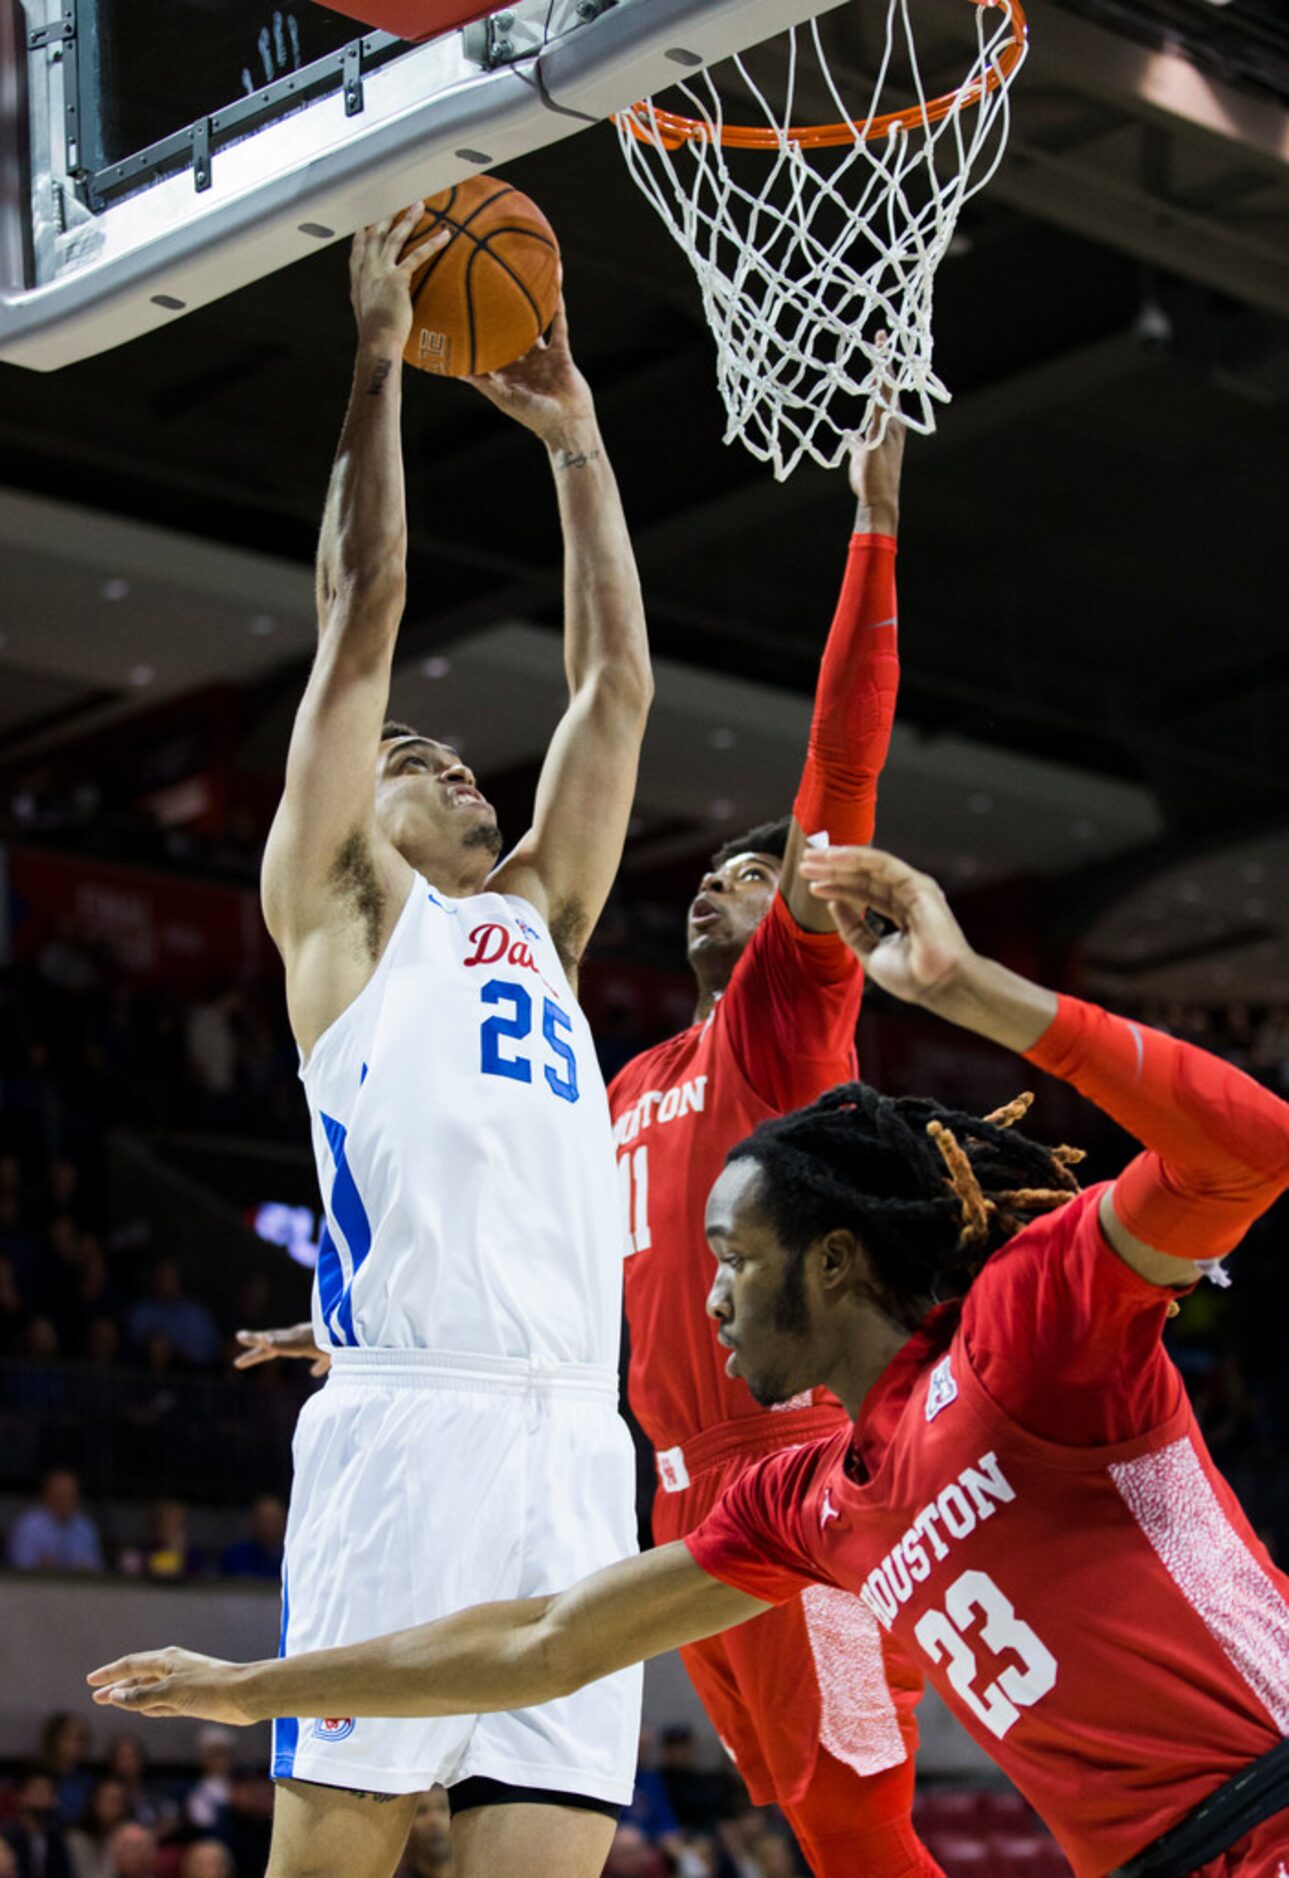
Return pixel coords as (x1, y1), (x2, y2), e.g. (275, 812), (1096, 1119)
(615, 1), (1027, 479)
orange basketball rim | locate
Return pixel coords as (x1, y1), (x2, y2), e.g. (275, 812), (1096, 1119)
(619, 0), (1029, 152)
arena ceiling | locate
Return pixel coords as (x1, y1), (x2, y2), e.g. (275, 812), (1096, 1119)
(0, 0), (1287, 1001)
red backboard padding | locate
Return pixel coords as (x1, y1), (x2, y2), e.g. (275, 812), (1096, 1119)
(313, 0), (498, 41)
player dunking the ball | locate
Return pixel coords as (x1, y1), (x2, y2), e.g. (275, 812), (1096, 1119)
(229, 206), (652, 1878)
(609, 415), (937, 1876)
(96, 845), (1289, 1878)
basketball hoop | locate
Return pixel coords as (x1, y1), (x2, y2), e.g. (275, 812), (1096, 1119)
(615, 0), (1029, 479)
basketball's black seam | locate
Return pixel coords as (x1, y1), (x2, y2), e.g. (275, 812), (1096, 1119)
(465, 241), (481, 376)
(473, 235), (550, 345)
(473, 225), (557, 250)
(414, 183), (511, 291)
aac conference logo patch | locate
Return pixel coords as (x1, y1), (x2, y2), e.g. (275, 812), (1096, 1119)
(313, 1716), (356, 1742)
(925, 1354), (958, 1423)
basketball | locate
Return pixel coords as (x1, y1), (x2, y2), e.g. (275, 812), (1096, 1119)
(400, 175), (561, 379)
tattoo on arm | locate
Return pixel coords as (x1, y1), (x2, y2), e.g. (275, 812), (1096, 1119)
(366, 358), (394, 397)
(555, 447), (602, 473)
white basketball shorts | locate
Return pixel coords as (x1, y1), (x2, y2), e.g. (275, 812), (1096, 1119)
(271, 1347), (642, 1803)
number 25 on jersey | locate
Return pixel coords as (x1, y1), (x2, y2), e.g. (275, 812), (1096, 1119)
(479, 979), (579, 1104)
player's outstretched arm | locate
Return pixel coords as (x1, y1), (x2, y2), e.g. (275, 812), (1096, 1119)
(88, 1543), (764, 1726)
(261, 209), (447, 960)
(468, 301), (652, 970)
(801, 844), (1289, 1283)
(778, 389), (904, 935)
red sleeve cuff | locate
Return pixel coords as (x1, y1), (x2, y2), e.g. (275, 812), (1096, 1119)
(1021, 993), (1093, 1077)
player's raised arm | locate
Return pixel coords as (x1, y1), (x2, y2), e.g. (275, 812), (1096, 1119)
(260, 209), (446, 962)
(777, 401), (904, 935)
(469, 301), (653, 970)
(801, 845), (1289, 1285)
(89, 1543), (763, 1726)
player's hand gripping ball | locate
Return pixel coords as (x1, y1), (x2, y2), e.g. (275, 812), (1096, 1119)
(399, 175), (561, 378)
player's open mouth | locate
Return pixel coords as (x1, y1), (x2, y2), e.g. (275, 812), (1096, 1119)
(690, 899), (722, 928)
(450, 786), (486, 807)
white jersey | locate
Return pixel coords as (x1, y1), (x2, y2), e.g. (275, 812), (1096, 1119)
(301, 875), (625, 1366)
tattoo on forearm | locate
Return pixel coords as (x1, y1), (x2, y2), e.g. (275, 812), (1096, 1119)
(555, 447), (602, 472)
(366, 359), (393, 397)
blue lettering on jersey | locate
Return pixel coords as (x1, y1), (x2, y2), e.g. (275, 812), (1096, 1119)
(478, 978), (581, 1104)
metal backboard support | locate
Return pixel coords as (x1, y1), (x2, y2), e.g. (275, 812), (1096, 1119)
(1, 0), (846, 371)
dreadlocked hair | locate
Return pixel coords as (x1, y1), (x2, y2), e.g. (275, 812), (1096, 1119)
(729, 1082), (1085, 1332)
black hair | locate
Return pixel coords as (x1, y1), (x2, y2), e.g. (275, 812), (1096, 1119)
(728, 1083), (1083, 1332)
(709, 816), (791, 872)
(380, 720), (420, 743)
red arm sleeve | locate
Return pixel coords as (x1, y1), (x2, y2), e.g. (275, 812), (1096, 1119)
(717, 535), (898, 1113)
(1024, 996), (1289, 1262)
(963, 1004), (1289, 1445)
(792, 532), (900, 847)
(720, 895), (862, 1116)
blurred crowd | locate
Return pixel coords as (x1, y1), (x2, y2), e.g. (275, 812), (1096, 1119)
(2, 921), (1288, 1563)
(0, 1717), (809, 1878)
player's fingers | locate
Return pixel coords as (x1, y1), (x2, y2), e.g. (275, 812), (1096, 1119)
(97, 1678), (174, 1713)
(397, 223), (450, 273)
(310, 1356), (331, 1377)
(829, 898), (878, 955)
(232, 1347), (271, 1368)
(87, 1652), (166, 1688)
(548, 296), (570, 347)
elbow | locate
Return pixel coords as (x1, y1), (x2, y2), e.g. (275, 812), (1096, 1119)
(530, 1607), (593, 1703)
(584, 660), (654, 730)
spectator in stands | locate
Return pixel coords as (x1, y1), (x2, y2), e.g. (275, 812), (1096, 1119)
(183, 1729), (234, 1837)
(0, 1837), (17, 1878)
(127, 1258), (220, 1369)
(85, 1317), (121, 1369)
(623, 1726), (682, 1856)
(0, 1254), (26, 1354)
(177, 1845), (233, 1878)
(746, 1827), (805, 1877)
(54, 1237), (120, 1358)
(66, 1779), (129, 1878)
(103, 1824), (155, 1878)
(7, 1469), (104, 1572)
(102, 1740), (165, 1835)
(658, 1725), (738, 1835)
(185, 987), (241, 1124)
(223, 1770), (273, 1876)
(0, 1183), (38, 1295)
(1, 1766), (74, 1878)
(37, 1713), (94, 1828)
(118, 1501), (208, 1581)
(602, 1825), (668, 1878)
(395, 1788), (453, 1878)
(219, 1494), (285, 1580)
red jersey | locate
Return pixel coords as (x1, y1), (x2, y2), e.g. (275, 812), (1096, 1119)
(689, 1185), (1289, 1878)
(609, 894), (862, 1453)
